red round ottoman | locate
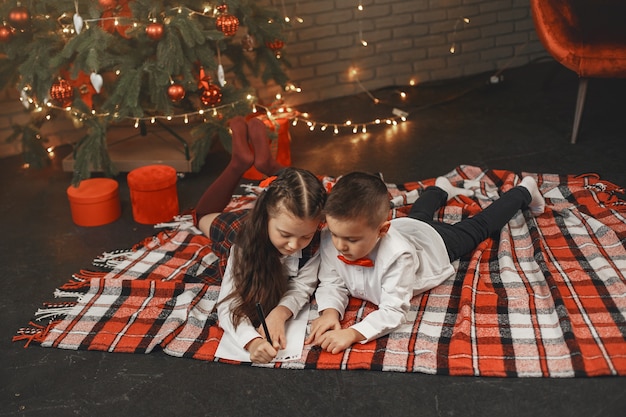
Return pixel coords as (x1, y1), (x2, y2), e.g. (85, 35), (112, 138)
(67, 178), (121, 227)
(127, 165), (179, 224)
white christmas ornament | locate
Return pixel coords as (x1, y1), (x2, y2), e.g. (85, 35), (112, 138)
(90, 72), (103, 93)
(217, 64), (226, 86)
(73, 13), (84, 34)
(20, 89), (30, 109)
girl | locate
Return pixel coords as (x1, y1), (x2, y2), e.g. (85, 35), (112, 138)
(195, 117), (327, 364)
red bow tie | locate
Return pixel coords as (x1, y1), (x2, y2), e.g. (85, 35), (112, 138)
(337, 255), (374, 267)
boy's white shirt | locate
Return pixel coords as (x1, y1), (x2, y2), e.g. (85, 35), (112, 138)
(216, 245), (320, 349)
(316, 217), (455, 342)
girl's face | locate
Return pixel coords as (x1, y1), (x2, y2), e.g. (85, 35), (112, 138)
(267, 209), (319, 256)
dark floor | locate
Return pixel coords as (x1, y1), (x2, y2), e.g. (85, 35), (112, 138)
(2, 60), (626, 417)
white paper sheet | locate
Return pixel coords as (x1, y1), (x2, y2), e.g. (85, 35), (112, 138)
(215, 304), (310, 362)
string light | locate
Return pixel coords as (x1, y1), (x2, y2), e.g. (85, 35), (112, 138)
(22, 90), (258, 128)
(47, 1), (470, 149)
(49, 0), (410, 143)
(450, 17), (470, 54)
(357, 2), (367, 47)
(278, 0), (304, 24)
(286, 109), (409, 136)
(349, 67), (380, 104)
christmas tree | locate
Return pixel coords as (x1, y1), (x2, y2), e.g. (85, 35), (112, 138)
(0, 0), (291, 184)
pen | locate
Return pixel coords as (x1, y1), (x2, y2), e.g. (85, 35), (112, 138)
(255, 302), (274, 346)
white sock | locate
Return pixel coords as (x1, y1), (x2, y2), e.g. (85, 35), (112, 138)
(519, 176), (545, 216)
(435, 177), (475, 201)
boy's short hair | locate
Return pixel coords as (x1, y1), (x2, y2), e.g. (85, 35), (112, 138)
(324, 172), (390, 228)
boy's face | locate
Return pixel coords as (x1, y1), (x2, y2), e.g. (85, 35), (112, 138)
(325, 215), (390, 261)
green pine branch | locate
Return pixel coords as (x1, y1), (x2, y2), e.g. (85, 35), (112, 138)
(0, 0), (292, 184)
(72, 117), (117, 186)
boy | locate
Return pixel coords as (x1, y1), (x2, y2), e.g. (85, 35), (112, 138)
(305, 172), (545, 354)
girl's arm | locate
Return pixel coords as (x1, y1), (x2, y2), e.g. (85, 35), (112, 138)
(216, 252), (266, 350)
(278, 252), (320, 314)
(266, 252), (321, 348)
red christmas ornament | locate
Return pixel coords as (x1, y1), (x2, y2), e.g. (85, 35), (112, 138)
(61, 68), (97, 109)
(50, 78), (74, 108)
(0, 25), (12, 42)
(98, 0), (117, 10)
(215, 5), (239, 36)
(265, 39), (284, 51)
(8, 6), (30, 30)
(145, 22), (164, 41)
(200, 83), (222, 107)
(167, 84), (185, 102)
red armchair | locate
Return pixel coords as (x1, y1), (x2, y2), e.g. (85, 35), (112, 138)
(530, 0), (626, 143)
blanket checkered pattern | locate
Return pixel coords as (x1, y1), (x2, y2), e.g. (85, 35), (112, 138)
(14, 165), (626, 377)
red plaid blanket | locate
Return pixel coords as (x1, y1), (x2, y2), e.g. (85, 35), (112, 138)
(14, 166), (626, 377)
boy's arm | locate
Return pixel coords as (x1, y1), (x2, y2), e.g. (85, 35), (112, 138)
(315, 238), (351, 320)
(349, 253), (416, 342)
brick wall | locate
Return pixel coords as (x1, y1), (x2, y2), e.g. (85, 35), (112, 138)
(257, 0), (547, 105)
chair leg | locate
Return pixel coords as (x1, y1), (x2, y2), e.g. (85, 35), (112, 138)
(571, 77), (589, 144)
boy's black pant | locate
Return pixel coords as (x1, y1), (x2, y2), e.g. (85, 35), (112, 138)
(408, 185), (532, 262)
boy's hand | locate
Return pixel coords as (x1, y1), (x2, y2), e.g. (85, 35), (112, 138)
(305, 309), (341, 345)
(317, 328), (364, 354)
(246, 338), (277, 364)
(259, 305), (292, 350)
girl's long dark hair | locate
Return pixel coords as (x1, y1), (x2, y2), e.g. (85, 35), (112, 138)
(222, 167), (326, 328)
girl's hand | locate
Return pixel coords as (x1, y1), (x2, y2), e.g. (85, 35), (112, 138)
(317, 328), (364, 354)
(246, 338), (278, 364)
(260, 305), (292, 350)
(305, 309), (341, 346)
